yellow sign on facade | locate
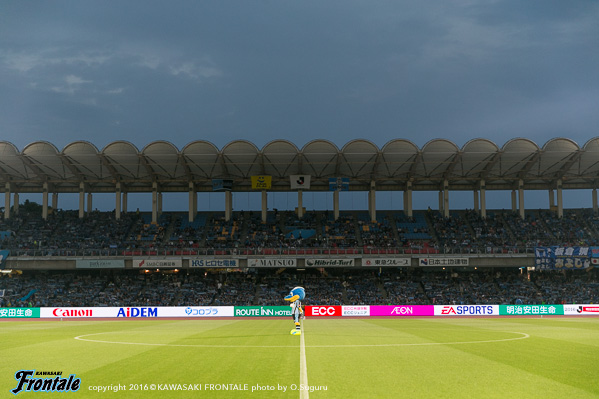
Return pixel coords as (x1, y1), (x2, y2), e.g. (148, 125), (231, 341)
(251, 175), (272, 189)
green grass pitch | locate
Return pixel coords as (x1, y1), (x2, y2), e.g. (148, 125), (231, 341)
(2, 317), (598, 398)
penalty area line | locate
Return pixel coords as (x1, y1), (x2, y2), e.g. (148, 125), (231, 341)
(300, 319), (309, 399)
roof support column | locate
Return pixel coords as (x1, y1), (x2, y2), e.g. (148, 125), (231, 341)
(122, 192), (128, 213)
(87, 192), (93, 214)
(261, 191), (267, 223)
(42, 182), (49, 220)
(78, 182), (85, 219)
(480, 180), (487, 219)
(157, 192), (162, 218)
(518, 179), (525, 220)
(13, 193), (19, 215)
(593, 189), (598, 215)
(438, 191), (443, 214)
(556, 179), (563, 219)
(188, 182), (196, 223)
(369, 181), (376, 223)
(404, 181), (412, 218)
(152, 182), (158, 224)
(52, 192), (58, 211)
(115, 183), (121, 220)
(4, 183), (10, 220)
(443, 179), (449, 218)
(333, 190), (340, 221)
(511, 190), (517, 213)
(225, 191), (232, 222)
(548, 189), (555, 209)
(297, 190), (304, 219)
(473, 189), (479, 213)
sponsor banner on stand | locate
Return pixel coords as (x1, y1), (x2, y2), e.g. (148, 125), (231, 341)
(499, 304), (564, 316)
(419, 258), (469, 266)
(247, 258), (297, 268)
(290, 175), (311, 190)
(133, 259), (182, 268)
(0, 308), (39, 318)
(190, 258), (239, 267)
(370, 305), (434, 316)
(534, 247), (590, 270)
(251, 176), (272, 190)
(305, 306), (342, 317)
(176, 306), (234, 317)
(234, 306), (292, 317)
(76, 259), (125, 269)
(435, 305), (499, 316)
(362, 258), (410, 267)
(564, 304), (599, 315)
(591, 258), (599, 266)
(305, 258), (355, 267)
(40, 307), (160, 318)
(342, 306), (370, 316)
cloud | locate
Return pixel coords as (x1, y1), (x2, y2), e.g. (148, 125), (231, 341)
(169, 61), (223, 81)
(0, 49), (111, 73)
(51, 74), (92, 94)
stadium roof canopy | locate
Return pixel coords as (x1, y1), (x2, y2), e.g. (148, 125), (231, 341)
(1, 138), (598, 194)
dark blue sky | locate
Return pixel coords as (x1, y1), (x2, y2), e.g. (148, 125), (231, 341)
(1, 1), (598, 211)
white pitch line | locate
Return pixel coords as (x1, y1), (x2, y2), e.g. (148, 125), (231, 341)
(299, 319), (309, 399)
(74, 331), (530, 348)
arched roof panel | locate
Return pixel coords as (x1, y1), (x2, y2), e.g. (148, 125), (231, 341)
(535, 138), (580, 179)
(0, 142), (29, 180)
(262, 140), (300, 178)
(102, 141), (146, 180)
(221, 140), (261, 178)
(458, 138), (500, 178)
(488, 138), (540, 179)
(378, 139), (419, 179)
(414, 139), (460, 179)
(301, 140), (340, 178)
(22, 141), (71, 180)
(62, 141), (107, 180)
(142, 141), (186, 180)
(182, 141), (222, 179)
(339, 139), (379, 179)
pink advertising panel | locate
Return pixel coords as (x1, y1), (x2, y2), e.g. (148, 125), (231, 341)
(370, 305), (434, 316)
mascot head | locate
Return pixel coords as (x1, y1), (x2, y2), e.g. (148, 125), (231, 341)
(284, 286), (305, 302)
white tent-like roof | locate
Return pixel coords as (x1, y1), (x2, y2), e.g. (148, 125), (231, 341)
(0, 138), (598, 193)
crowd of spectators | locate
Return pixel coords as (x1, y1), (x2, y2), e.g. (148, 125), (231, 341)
(2, 268), (598, 308)
(4, 207), (599, 255)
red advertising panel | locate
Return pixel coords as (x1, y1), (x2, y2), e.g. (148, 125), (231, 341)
(305, 305), (342, 317)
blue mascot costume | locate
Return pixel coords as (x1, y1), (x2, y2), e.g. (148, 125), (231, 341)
(284, 286), (305, 335)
